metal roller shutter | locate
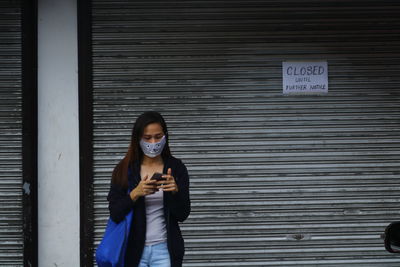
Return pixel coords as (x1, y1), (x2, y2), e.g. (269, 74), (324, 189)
(91, 1), (400, 266)
(0, 1), (23, 266)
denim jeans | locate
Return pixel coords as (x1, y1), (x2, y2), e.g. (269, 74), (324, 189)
(138, 242), (171, 267)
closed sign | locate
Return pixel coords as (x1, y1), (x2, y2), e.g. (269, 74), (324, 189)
(282, 61), (328, 94)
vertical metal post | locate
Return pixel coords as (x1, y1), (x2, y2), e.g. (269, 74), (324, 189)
(21, 0), (38, 266)
(78, 0), (94, 266)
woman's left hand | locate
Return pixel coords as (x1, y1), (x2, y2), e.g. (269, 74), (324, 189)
(157, 168), (179, 194)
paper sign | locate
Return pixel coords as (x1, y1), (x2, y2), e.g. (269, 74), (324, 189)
(282, 61), (328, 94)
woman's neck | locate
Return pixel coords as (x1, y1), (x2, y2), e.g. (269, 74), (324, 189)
(142, 155), (163, 166)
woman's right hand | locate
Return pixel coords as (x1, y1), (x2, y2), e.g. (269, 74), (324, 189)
(130, 175), (156, 202)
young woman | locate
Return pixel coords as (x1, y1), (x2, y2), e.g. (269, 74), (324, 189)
(107, 111), (191, 267)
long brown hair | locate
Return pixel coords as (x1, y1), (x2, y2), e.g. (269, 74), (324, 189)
(111, 111), (172, 187)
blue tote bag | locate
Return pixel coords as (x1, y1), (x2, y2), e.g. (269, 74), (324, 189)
(96, 209), (133, 267)
(96, 168), (135, 267)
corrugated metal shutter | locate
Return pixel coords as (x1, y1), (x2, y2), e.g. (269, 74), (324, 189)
(0, 1), (23, 266)
(91, 1), (400, 266)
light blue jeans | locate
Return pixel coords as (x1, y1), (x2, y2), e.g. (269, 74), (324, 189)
(138, 242), (171, 267)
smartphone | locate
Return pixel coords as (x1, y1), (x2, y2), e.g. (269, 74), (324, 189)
(151, 172), (166, 182)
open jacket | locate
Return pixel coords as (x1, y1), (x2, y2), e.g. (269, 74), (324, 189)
(107, 156), (191, 267)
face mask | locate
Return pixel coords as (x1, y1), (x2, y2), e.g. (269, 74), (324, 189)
(140, 135), (166, 158)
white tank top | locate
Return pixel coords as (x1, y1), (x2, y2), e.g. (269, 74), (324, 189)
(144, 189), (167, 245)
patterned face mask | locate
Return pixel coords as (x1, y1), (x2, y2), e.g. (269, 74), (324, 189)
(140, 135), (166, 158)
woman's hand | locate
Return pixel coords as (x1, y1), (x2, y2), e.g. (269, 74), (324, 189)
(130, 175), (157, 201)
(157, 168), (179, 194)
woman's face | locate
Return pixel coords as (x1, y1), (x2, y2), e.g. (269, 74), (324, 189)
(141, 123), (165, 143)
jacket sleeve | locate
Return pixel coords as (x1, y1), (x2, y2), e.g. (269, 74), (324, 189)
(168, 160), (191, 222)
(107, 183), (135, 223)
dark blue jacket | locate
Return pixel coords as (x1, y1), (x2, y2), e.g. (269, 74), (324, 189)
(107, 156), (191, 267)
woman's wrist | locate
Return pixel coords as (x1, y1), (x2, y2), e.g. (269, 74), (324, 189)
(130, 188), (139, 202)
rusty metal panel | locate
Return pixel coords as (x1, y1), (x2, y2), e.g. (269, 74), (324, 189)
(0, 1), (23, 266)
(91, 1), (400, 266)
